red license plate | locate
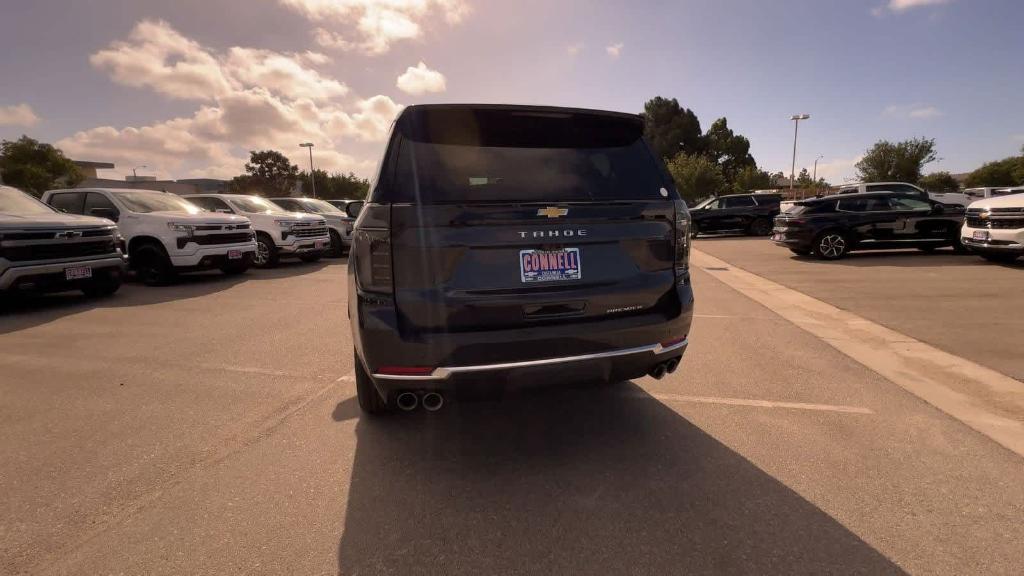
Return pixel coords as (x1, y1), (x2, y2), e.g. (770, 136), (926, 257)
(65, 266), (92, 280)
(227, 250), (242, 260)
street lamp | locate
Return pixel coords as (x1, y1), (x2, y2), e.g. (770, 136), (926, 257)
(789, 114), (810, 190)
(132, 165), (147, 179)
(299, 142), (316, 198)
(813, 155), (824, 183)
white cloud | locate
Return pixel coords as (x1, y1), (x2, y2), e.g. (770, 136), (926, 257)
(1011, 134), (1024, 142)
(396, 61), (446, 95)
(0, 103), (39, 127)
(90, 20), (233, 100)
(62, 21), (403, 179)
(566, 43), (583, 57)
(873, 0), (952, 16)
(281, 0), (469, 54)
(606, 42), (624, 58)
(884, 103), (943, 119)
(223, 47), (348, 101)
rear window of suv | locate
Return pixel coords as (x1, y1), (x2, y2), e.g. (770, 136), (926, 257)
(383, 107), (670, 204)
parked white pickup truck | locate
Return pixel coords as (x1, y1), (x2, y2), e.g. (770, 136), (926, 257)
(1, 185), (127, 297)
(42, 188), (256, 285)
(185, 194), (330, 268)
(961, 192), (1024, 263)
(837, 182), (972, 208)
(267, 197), (354, 256)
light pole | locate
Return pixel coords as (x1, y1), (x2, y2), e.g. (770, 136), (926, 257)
(789, 114), (810, 190)
(299, 143), (315, 198)
(132, 165), (147, 179)
(812, 155), (823, 183)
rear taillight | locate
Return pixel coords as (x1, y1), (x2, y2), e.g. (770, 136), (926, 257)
(354, 228), (393, 293)
(376, 366), (434, 376)
(674, 201), (690, 278)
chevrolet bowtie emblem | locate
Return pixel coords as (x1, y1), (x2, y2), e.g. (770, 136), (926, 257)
(537, 207), (568, 218)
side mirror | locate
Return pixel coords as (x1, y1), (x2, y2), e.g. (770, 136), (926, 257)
(216, 208), (233, 214)
(89, 207), (119, 222)
(345, 201), (365, 218)
(930, 204), (945, 215)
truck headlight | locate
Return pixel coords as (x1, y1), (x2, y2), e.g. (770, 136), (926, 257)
(167, 222), (195, 236)
(276, 220), (297, 230)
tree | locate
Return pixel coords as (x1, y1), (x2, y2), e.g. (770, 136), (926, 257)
(0, 136), (83, 196)
(227, 150), (300, 196)
(665, 153), (726, 203)
(854, 138), (937, 183)
(918, 171), (961, 192)
(732, 165), (773, 193)
(703, 118), (756, 183)
(300, 169), (370, 199)
(641, 97), (704, 161)
(964, 156), (1024, 188)
(796, 168), (814, 188)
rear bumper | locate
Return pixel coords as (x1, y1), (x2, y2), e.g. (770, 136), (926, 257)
(352, 278), (694, 397)
(0, 255), (126, 291)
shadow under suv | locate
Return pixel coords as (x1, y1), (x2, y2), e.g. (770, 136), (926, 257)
(348, 104), (695, 414)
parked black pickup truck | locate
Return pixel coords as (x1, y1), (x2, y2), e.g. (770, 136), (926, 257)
(690, 193), (781, 237)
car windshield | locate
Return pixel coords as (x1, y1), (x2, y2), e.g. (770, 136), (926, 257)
(228, 196), (283, 214)
(113, 191), (201, 213)
(298, 199), (343, 213)
(0, 187), (55, 215)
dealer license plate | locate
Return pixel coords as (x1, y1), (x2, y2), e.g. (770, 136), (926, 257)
(972, 230), (989, 241)
(519, 248), (582, 283)
(65, 266), (92, 281)
(227, 249), (243, 260)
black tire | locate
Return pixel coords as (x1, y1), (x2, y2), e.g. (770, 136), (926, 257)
(981, 253), (1020, 264)
(748, 218), (772, 236)
(328, 229), (345, 258)
(813, 231), (850, 260)
(689, 221), (700, 239)
(789, 248), (812, 256)
(355, 352), (388, 415)
(131, 243), (175, 286)
(81, 275), (122, 298)
(253, 233), (278, 268)
(299, 253), (322, 263)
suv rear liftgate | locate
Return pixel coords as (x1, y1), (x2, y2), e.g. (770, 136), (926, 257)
(349, 105), (694, 410)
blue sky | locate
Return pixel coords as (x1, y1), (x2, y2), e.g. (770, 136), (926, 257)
(1, 0), (1021, 182)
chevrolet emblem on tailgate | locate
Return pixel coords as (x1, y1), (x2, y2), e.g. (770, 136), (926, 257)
(537, 207), (568, 218)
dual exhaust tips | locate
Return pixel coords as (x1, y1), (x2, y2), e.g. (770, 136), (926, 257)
(396, 391), (444, 412)
(648, 357), (681, 380)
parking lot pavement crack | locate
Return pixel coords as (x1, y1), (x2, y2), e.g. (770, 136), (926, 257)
(692, 249), (1024, 459)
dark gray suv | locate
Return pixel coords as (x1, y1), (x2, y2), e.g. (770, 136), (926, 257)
(348, 104), (694, 414)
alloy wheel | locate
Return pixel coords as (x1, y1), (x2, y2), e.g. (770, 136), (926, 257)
(818, 234), (846, 258)
(254, 240), (270, 266)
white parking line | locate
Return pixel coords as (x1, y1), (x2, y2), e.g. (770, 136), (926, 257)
(643, 393), (873, 414)
(692, 249), (1024, 457)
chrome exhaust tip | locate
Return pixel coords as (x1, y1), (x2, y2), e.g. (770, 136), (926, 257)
(396, 391), (419, 411)
(421, 392), (444, 412)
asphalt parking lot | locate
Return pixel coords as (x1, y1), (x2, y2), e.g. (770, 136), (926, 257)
(2, 250), (1023, 575)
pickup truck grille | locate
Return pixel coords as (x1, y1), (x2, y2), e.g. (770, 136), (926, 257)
(292, 226), (329, 238)
(177, 232), (254, 249)
(195, 223), (251, 231)
(965, 206), (1024, 229)
(2, 239), (116, 262)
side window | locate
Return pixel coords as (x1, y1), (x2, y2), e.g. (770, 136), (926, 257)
(863, 197), (893, 211)
(836, 198), (867, 212)
(703, 199), (720, 210)
(890, 197), (931, 211)
(83, 193), (119, 218)
(198, 197), (232, 212)
(48, 192), (85, 214)
(187, 197), (215, 211)
(865, 184), (891, 193)
(724, 196), (756, 208)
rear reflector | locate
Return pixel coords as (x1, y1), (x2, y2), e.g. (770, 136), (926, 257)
(660, 336), (687, 349)
(376, 366), (435, 376)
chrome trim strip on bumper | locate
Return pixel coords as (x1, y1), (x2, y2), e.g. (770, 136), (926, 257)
(962, 238), (1024, 251)
(373, 339), (688, 381)
(0, 255), (127, 289)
